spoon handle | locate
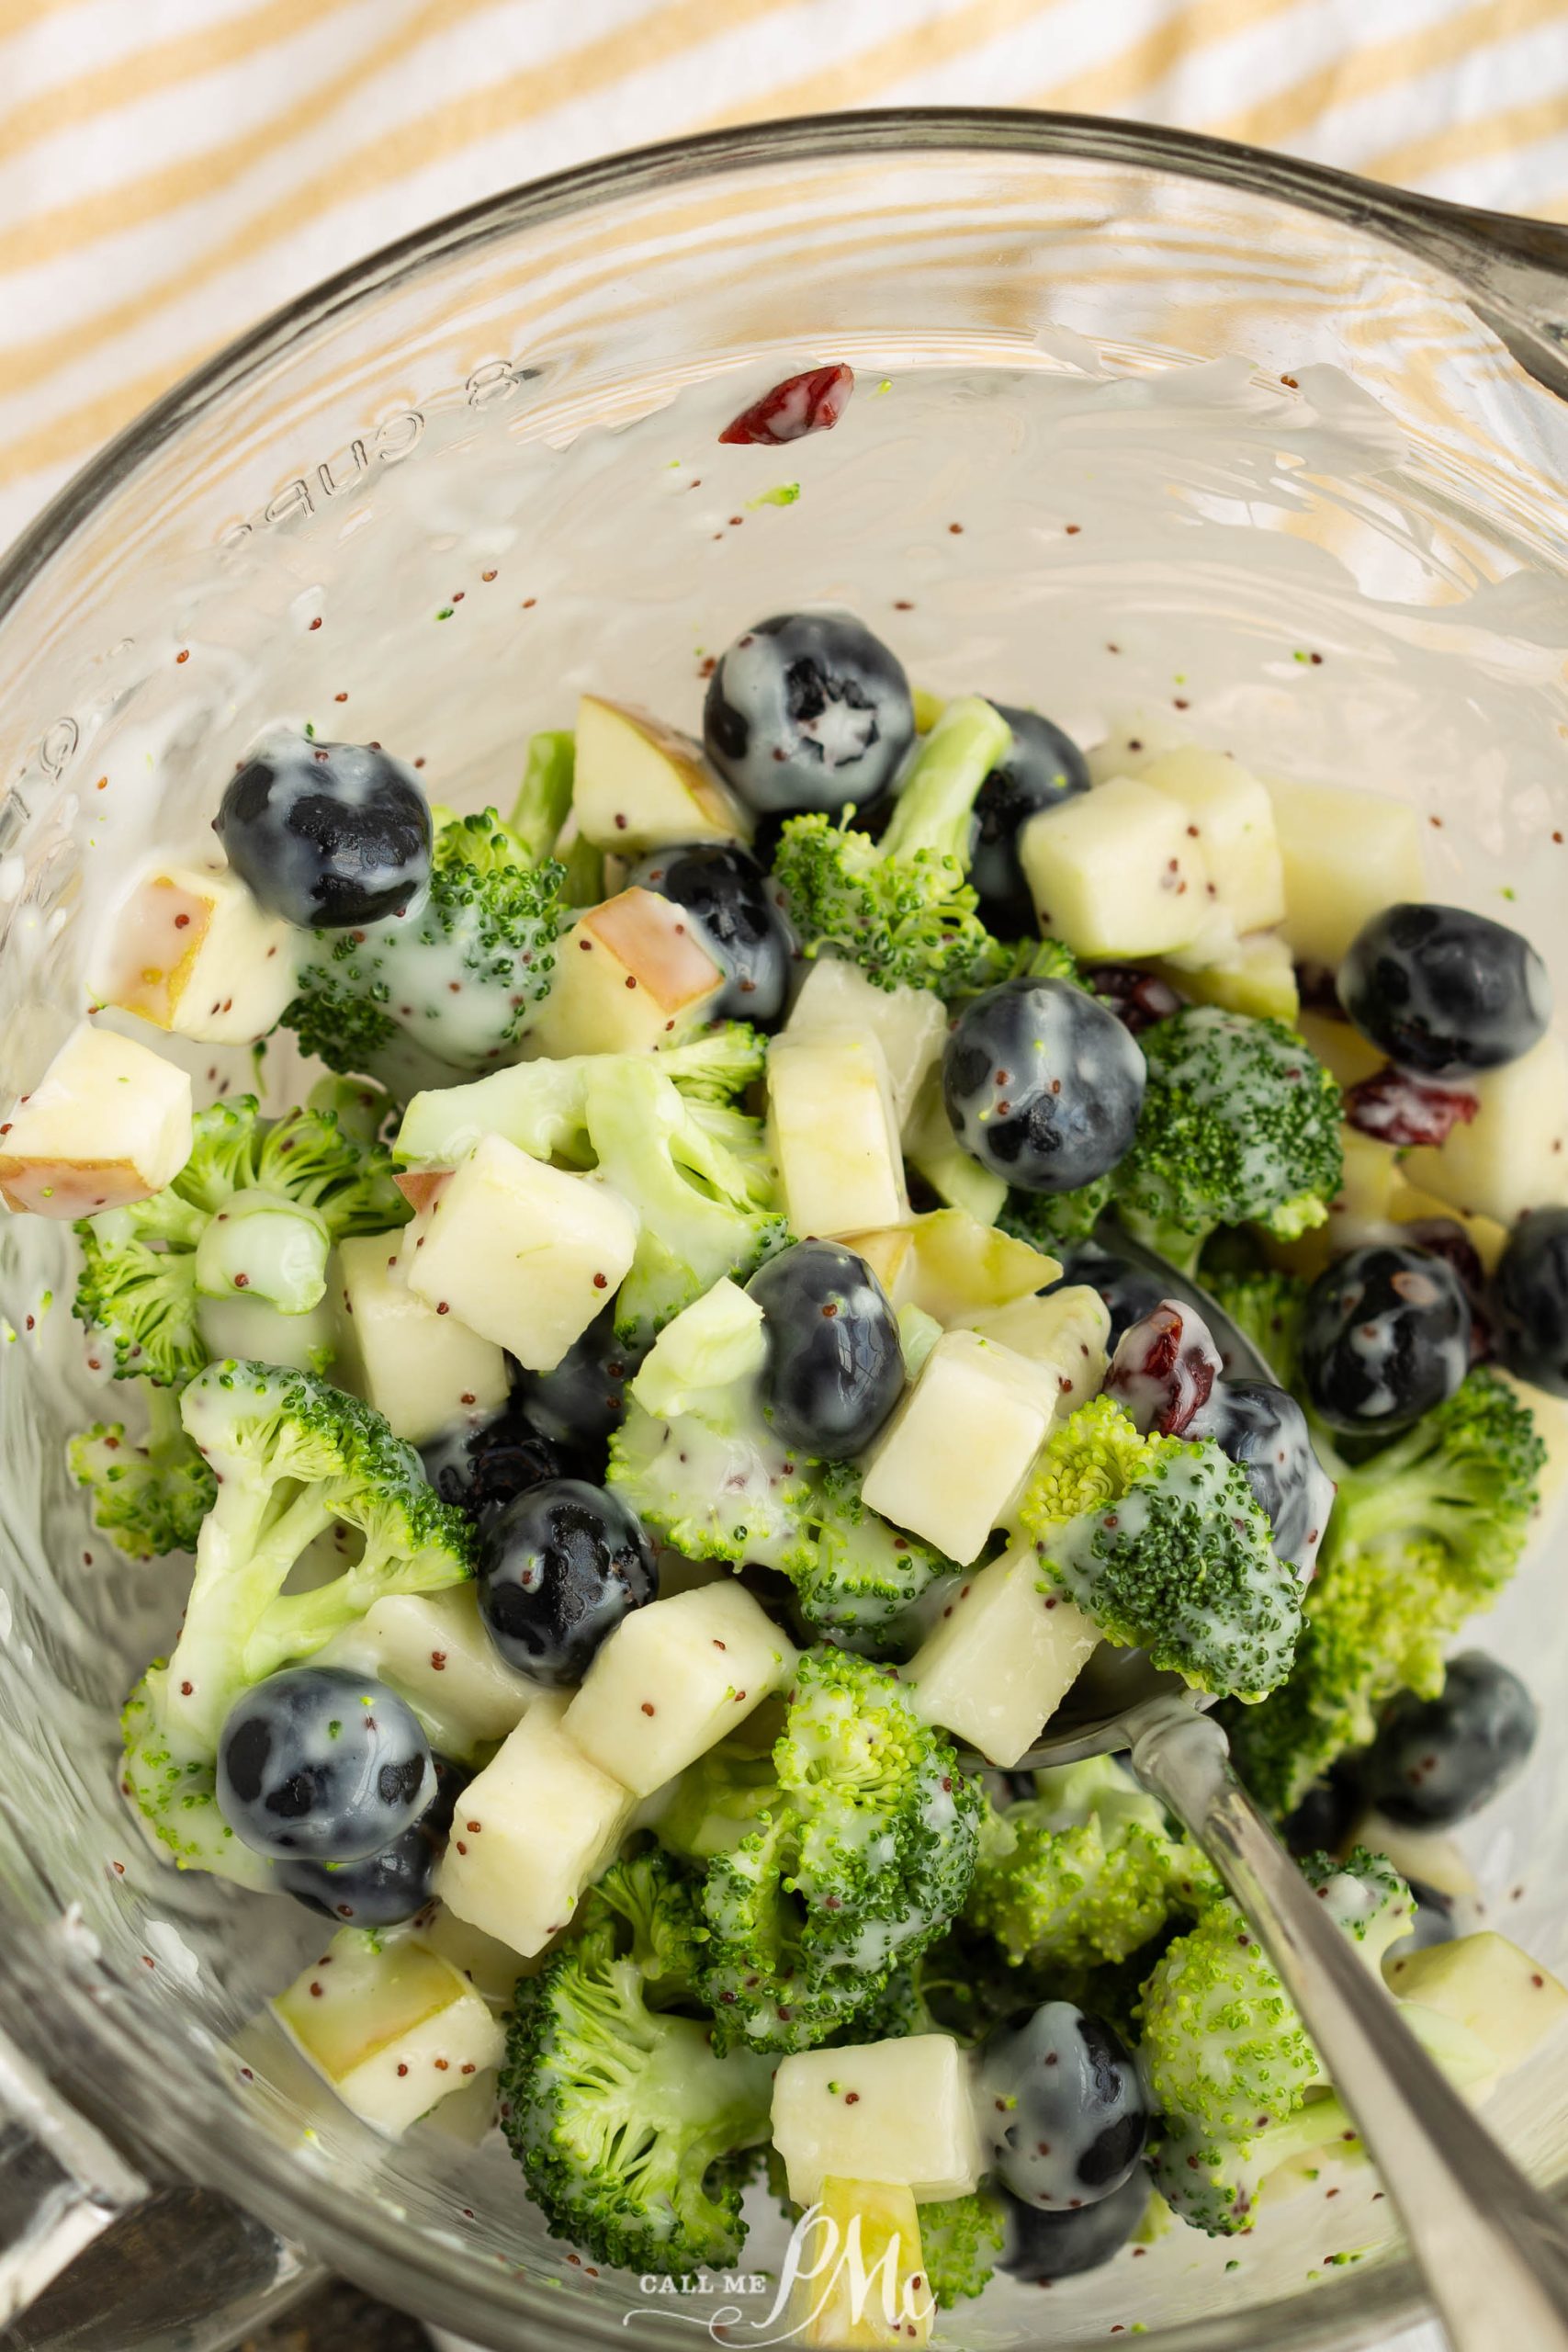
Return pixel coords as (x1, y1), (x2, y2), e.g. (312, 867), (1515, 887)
(1128, 1694), (1568, 2352)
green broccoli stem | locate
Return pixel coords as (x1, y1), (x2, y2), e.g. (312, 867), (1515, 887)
(1113, 1206), (1207, 1281)
(878, 695), (1013, 869)
(558, 828), (606, 910)
(168, 1487), (339, 1747)
(510, 730), (577, 864)
(144, 1379), (188, 1453)
(1328, 1442), (1474, 1550)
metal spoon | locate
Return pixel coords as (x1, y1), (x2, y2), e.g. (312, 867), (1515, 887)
(979, 1233), (1568, 2352)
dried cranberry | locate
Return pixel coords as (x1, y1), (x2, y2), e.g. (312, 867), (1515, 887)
(1343, 1065), (1479, 1148)
(1084, 965), (1182, 1035)
(1104, 1301), (1222, 1436)
(719, 364), (854, 446)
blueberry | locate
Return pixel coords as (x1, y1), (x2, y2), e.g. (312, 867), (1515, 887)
(943, 978), (1145, 1193)
(1299, 1244), (1470, 1434)
(625, 842), (794, 1024)
(1188, 1378), (1336, 1576)
(276, 1758), (468, 1926)
(1044, 1247), (1168, 1350)
(478, 1477), (656, 1684)
(703, 612), (914, 817)
(511, 1305), (640, 1464)
(1281, 1760), (1364, 1859)
(1362, 1653), (1537, 1826)
(996, 2165), (1148, 2281)
(746, 1240), (904, 1459)
(216, 1667), (433, 1862)
(969, 707), (1089, 931)
(216, 735), (432, 929)
(1493, 1206), (1568, 1396)
(422, 1404), (566, 1521)
(1338, 903), (1551, 1080)
(977, 2002), (1147, 2211)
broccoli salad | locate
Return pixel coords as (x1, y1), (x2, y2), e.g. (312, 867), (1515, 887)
(10, 600), (1568, 2328)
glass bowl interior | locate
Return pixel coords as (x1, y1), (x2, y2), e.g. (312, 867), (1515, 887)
(3, 118), (1568, 2352)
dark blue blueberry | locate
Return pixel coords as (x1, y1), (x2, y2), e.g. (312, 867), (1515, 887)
(1282, 1759), (1364, 1859)
(422, 1405), (565, 1521)
(511, 1305), (640, 1463)
(1299, 1244), (1470, 1435)
(216, 1667), (433, 1862)
(996, 2165), (1148, 2281)
(1187, 1378), (1336, 1575)
(970, 706), (1089, 932)
(216, 735), (431, 928)
(1363, 1653), (1537, 1826)
(977, 2002), (1147, 2211)
(1493, 1206), (1568, 1397)
(276, 1756), (468, 1925)
(943, 978), (1145, 1193)
(1044, 1246), (1168, 1351)
(1338, 902), (1551, 1079)
(625, 842), (794, 1024)
(747, 1239), (904, 1460)
(477, 1477), (656, 1685)
(703, 612), (913, 817)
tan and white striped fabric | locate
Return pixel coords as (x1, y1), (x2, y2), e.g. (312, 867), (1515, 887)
(5, 0), (1568, 553)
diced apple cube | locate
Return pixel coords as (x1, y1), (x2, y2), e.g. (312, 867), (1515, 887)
(842, 1226), (917, 1307)
(573, 694), (752, 851)
(897, 1207), (1057, 1326)
(902, 1067), (1006, 1227)
(563, 1580), (797, 1797)
(1155, 931), (1300, 1023)
(1264, 775), (1426, 970)
(92, 860), (299, 1045)
(1294, 1011), (1385, 1090)
(523, 888), (725, 1058)
(789, 2179), (932, 2348)
(272, 1928), (503, 2136)
(335, 1231), (508, 1444)
(1386, 1934), (1568, 2075)
(1402, 1033), (1568, 1227)
(1138, 748), (1284, 935)
(964, 1283), (1111, 1417)
(773, 2035), (982, 2206)
(1019, 775), (1211, 959)
(403, 1133), (637, 1372)
(1347, 1811), (1476, 1904)
(416, 1905), (568, 2007)
(320, 1585), (539, 1761)
(908, 1543), (1100, 1766)
(861, 1329), (1053, 1565)
(436, 1692), (635, 1958)
(785, 959), (947, 1127)
(769, 1031), (908, 1239)
(0, 1023), (192, 1216)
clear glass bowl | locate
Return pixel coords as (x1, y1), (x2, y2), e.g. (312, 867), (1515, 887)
(4, 111), (1568, 2352)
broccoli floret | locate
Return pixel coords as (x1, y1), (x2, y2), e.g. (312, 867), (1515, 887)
(304, 1074), (396, 1145)
(581, 1057), (787, 1350)
(1201, 1266), (1310, 1387)
(1225, 1370), (1544, 1814)
(999, 1175), (1113, 1250)
(609, 1336), (813, 1570)
(964, 1756), (1218, 1971)
(1141, 1851), (1415, 2235)
(1111, 1008), (1343, 1277)
(69, 1381), (216, 1559)
(658, 1024), (770, 1104)
(284, 806), (565, 1092)
(692, 1648), (983, 2054)
(786, 1459), (953, 1651)
(773, 696), (1014, 1000)
(500, 1912), (774, 2277)
(73, 1095), (407, 1385)
(122, 1359), (472, 1880)
(580, 1846), (705, 2010)
(1018, 1396), (1303, 1702)
(917, 2189), (1009, 2308)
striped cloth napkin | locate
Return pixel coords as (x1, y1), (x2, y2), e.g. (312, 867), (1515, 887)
(4, 0), (1568, 554)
